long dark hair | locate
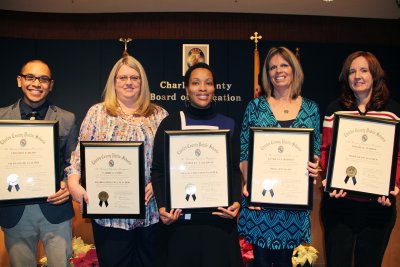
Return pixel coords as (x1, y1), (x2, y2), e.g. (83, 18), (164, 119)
(339, 51), (389, 110)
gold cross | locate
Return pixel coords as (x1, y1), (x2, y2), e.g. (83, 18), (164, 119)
(250, 32), (262, 48)
(119, 38), (133, 53)
(295, 47), (300, 60)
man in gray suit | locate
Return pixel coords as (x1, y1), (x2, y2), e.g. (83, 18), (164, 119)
(0, 59), (78, 267)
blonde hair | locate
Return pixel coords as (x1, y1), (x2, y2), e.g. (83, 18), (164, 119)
(102, 55), (154, 116)
(261, 47), (304, 99)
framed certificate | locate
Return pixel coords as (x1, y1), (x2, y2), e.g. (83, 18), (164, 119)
(248, 127), (314, 210)
(325, 114), (399, 198)
(165, 130), (231, 213)
(0, 120), (59, 206)
(80, 141), (145, 218)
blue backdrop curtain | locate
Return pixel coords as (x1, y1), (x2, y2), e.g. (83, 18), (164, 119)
(1, 37), (399, 125)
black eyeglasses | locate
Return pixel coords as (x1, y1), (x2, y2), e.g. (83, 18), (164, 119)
(19, 74), (52, 84)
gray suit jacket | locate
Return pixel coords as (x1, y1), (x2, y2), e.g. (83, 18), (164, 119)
(0, 99), (78, 228)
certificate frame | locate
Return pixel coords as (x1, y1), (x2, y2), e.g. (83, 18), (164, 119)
(80, 141), (145, 218)
(0, 120), (59, 206)
(165, 129), (231, 213)
(247, 127), (314, 210)
(325, 114), (399, 198)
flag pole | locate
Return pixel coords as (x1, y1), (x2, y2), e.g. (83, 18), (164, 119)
(295, 47), (300, 61)
(250, 32), (262, 98)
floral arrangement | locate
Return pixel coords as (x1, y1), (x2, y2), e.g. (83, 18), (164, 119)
(239, 237), (320, 267)
(69, 236), (98, 267)
(39, 236), (98, 267)
(38, 256), (48, 267)
(239, 236), (254, 266)
(292, 244), (318, 267)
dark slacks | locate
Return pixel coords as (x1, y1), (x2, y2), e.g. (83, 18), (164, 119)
(252, 245), (293, 267)
(92, 221), (160, 267)
(155, 220), (243, 267)
(321, 195), (396, 267)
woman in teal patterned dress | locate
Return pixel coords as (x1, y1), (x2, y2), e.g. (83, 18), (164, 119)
(237, 47), (321, 267)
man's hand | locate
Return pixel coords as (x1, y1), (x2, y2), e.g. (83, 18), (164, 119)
(47, 181), (70, 205)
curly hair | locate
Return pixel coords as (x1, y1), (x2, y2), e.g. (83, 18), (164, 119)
(339, 51), (389, 111)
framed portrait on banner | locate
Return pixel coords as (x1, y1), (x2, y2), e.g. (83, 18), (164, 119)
(182, 44), (209, 76)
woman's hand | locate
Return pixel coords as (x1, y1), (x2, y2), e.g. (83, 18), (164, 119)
(377, 186), (399, 207)
(328, 189), (347, 198)
(322, 179), (347, 198)
(67, 174), (88, 213)
(307, 155), (320, 184)
(159, 207), (182, 225)
(243, 184), (262, 210)
(68, 182), (88, 204)
(47, 181), (70, 205)
(212, 202), (240, 219)
(145, 182), (153, 206)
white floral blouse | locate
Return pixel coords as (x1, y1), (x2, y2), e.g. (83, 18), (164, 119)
(65, 103), (168, 230)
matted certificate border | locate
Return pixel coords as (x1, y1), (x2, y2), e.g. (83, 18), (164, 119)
(0, 120), (59, 206)
(80, 141), (145, 218)
(165, 129), (231, 213)
(325, 114), (399, 198)
(248, 127), (314, 210)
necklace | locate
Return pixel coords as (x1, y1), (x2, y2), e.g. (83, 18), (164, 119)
(118, 105), (139, 119)
(281, 104), (290, 114)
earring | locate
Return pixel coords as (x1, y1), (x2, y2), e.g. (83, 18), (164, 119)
(185, 95), (190, 108)
(212, 98), (217, 108)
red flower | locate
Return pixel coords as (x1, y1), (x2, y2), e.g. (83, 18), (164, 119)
(239, 236), (254, 266)
(70, 248), (99, 267)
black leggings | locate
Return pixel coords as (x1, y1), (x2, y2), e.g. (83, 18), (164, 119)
(252, 245), (293, 267)
(321, 195), (396, 267)
(92, 221), (160, 267)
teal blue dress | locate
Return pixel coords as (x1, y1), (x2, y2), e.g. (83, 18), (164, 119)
(237, 96), (320, 249)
